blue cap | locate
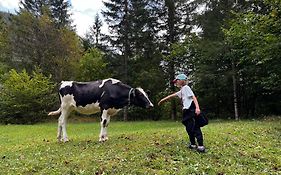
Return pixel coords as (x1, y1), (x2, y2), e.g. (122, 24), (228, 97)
(173, 73), (187, 83)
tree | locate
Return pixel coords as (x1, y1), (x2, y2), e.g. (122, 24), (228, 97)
(190, 0), (281, 118)
(0, 17), (9, 81)
(19, 0), (49, 17)
(9, 10), (81, 81)
(102, 0), (200, 120)
(224, 0), (281, 116)
(157, 0), (198, 120)
(102, 0), (134, 121)
(77, 48), (111, 82)
(49, 0), (73, 29)
(85, 13), (104, 49)
(0, 15), (9, 64)
(20, 0), (73, 29)
(192, 0), (241, 119)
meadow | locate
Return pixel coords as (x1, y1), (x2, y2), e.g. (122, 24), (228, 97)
(0, 118), (280, 174)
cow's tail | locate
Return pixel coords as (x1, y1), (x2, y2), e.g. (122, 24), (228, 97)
(48, 108), (61, 116)
(48, 82), (63, 116)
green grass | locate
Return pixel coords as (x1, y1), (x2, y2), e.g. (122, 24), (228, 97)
(0, 119), (280, 174)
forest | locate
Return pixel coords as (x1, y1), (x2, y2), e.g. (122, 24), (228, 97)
(0, 0), (280, 124)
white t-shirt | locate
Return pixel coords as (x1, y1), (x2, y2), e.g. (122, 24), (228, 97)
(176, 85), (194, 109)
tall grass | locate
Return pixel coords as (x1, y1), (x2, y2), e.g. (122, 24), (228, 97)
(0, 119), (280, 174)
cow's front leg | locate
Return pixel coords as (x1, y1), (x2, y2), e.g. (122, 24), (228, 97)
(99, 109), (110, 142)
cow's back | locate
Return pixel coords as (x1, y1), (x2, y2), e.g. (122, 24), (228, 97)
(59, 81), (103, 108)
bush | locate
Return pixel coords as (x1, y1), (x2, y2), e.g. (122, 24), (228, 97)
(0, 69), (57, 124)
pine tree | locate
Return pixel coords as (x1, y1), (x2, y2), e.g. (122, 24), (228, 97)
(19, 0), (49, 17)
(102, 0), (164, 120)
(103, 0), (131, 120)
(157, 0), (197, 120)
(0, 14), (9, 63)
(85, 13), (103, 49)
(20, 0), (72, 29)
(49, 0), (72, 29)
(102, 0), (131, 82)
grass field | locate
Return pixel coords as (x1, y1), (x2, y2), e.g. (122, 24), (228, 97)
(0, 118), (280, 175)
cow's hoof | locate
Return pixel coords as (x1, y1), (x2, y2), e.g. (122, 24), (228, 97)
(102, 137), (108, 142)
(59, 138), (69, 143)
(99, 136), (108, 142)
(99, 138), (106, 142)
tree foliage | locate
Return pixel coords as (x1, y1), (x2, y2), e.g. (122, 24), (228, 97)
(77, 48), (111, 82)
(0, 69), (57, 124)
(223, 0), (281, 116)
(20, 0), (72, 28)
(0, 14), (11, 69)
(49, 0), (73, 29)
(84, 14), (104, 50)
(9, 10), (81, 81)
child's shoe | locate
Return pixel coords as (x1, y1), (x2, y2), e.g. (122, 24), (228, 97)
(197, 146), (206, 153)
(188, 144), (197, 150)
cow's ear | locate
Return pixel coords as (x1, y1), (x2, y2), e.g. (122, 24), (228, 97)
(146, 90), (151, 96)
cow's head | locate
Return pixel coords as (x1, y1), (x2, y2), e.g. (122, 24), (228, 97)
(132, 88), (154, 109)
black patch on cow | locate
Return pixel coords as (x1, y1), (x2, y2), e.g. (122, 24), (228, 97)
(59, 85), (74, 97)
(98, 81), (131, 109)
(59, 81), (104, 107)
(72, 81), (104, 107)
(132, 89), (151, 108)
(103, 119), (107, 127)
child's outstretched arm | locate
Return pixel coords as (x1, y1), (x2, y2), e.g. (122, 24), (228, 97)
(158, 93), (177, 105)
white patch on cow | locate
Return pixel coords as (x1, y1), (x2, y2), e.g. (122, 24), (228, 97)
(61, 94), (76, 109)
(60, 81), (73, 89)
(100, 109), (109, 142)
(99, 78), (120, 88)
(56, 94), (76, 142)
(137, 88), (154, 107)
(101, 91), (105, 98)
(75, 102), (100, 115)
(98, 108), (120, 142)
(61, 93), (101, 115)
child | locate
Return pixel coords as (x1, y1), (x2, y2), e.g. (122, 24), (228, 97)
(158, 73), (205, 153)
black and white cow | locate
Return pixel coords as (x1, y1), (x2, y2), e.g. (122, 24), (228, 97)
(48, 78), (153, 142)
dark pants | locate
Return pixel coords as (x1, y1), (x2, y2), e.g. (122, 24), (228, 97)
(182, 103), (204, 146)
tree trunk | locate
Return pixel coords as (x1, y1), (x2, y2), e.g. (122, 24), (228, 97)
(123, 0), (129, 121)
(165, 0), (177, 120)
(232, 61), (239, 120)
(169, 62), (176, 120)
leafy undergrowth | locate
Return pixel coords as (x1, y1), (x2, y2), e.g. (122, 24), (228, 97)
(0, 119), (280, 174)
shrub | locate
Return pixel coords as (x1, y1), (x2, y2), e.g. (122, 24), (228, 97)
(0, 69), (57, 124)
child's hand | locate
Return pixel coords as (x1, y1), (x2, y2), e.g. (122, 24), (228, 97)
(195, 108), (201, 116)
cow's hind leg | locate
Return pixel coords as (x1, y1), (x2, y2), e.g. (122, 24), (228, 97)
(58, 108), (71, 143)
(99, 109), (110, 142)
